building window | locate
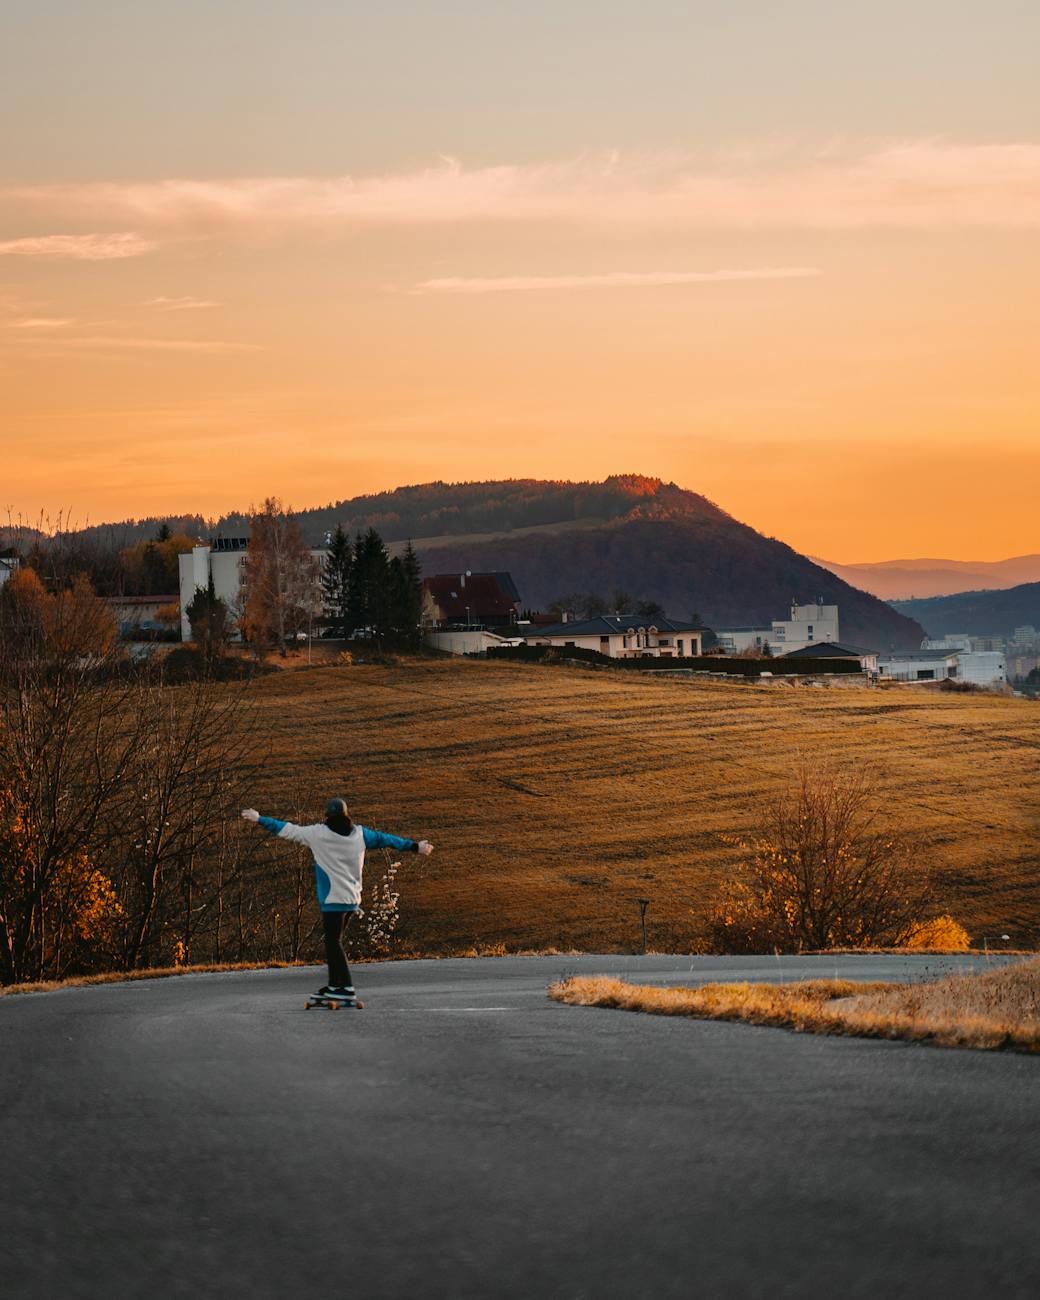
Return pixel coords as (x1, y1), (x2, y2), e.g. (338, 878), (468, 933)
(916, 669), (934, 680)
(678, 639), (684, 654)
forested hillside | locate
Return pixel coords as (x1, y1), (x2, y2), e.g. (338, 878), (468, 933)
(55, 475), (924, 649)
(892, 582), (1040, 638)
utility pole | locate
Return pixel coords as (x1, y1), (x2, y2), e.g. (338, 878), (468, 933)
(637, 898), (650, 955)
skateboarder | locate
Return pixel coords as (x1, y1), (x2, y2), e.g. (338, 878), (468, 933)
(241, 799), (433, 1003)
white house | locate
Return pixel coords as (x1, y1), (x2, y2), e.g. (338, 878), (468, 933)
(878, 647), (1006, 687)
(178, 538), (328, 641)
(877, 649), (961, 682)
(717, 601), (840, 655)
(524, 614), (704, 659)
(0, 550), (20, 587)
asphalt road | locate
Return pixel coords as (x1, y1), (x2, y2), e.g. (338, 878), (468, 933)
(2, 954), (1037, 1300)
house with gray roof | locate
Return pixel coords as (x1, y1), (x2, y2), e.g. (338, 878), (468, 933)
(523, 614), (704, 660)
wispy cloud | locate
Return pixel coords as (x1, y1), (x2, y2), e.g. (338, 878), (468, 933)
(11, 334), (257, 354)
(0, 232), (157, 260)
(7, 143), (1040, 230)
(145, 295), (220, 310)
(6, 316), (74, 328)
(416, 267), (822, 294)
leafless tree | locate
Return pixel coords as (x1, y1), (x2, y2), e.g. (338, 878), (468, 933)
(240, 498), (320, 656)
(710, 761), (931, 953)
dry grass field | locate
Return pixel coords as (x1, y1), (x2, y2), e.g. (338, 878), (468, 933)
(549, 957), (1040, 1052)
(238, 658), (1040, 954)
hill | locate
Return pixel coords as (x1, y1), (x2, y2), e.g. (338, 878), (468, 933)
(63, 476), (925, 649)
(891, 582), (1040, 639)
(816, 553), (1040, 600)
(244, 660), (1040, 952)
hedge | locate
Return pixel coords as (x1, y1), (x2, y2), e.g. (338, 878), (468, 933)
(485, 644), (861, 675)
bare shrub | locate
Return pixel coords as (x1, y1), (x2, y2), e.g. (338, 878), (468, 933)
(0, 571), (263, 982)
(710, 762), (931, 952)
(356, 852), (402, 956)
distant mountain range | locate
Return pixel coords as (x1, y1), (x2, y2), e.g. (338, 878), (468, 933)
(891, 583), (1040, 640)
(815, 554), (1040, 600)
(38, 477), (928, 649)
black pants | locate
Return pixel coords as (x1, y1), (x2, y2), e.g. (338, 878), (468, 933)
(322, 911), (355, 986)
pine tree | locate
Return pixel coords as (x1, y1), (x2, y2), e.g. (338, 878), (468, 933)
(320, 524), (353, 639)
(345, 528), (391, 644)
(395, 540), (423, 649)
(185, 574), (229, 664)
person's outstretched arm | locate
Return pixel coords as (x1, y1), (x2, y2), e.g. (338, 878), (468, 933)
(362, 826), (434, 856)
(241, 809), (317, 847)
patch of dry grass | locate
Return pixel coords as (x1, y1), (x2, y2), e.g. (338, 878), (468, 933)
(0, 960), (307, 997)
(236, 659), (1040, 953)
(549, 957), (1040, 1052)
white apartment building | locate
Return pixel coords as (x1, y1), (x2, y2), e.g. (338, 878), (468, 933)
(717, 601), (839, 655)
(178, 539), (250, 640)
(178, 538), (328, 641)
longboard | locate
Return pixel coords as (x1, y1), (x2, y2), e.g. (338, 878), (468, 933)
(305, 995), (364, 1010)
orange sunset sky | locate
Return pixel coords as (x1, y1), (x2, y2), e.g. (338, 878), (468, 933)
(2, 2), (1038, 561)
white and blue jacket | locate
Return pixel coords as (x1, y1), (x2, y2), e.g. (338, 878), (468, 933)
(257, 817), (418, 912)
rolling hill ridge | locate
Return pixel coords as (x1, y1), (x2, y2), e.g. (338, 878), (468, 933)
(69, 475), (925, 650)
(891, 582), (1040, 639)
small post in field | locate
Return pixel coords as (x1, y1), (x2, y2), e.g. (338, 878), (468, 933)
(637, 898), (651, 955)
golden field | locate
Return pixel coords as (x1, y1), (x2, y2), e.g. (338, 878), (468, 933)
(549, 957), (1040, 1052)
(240, 658), (1040, 954)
